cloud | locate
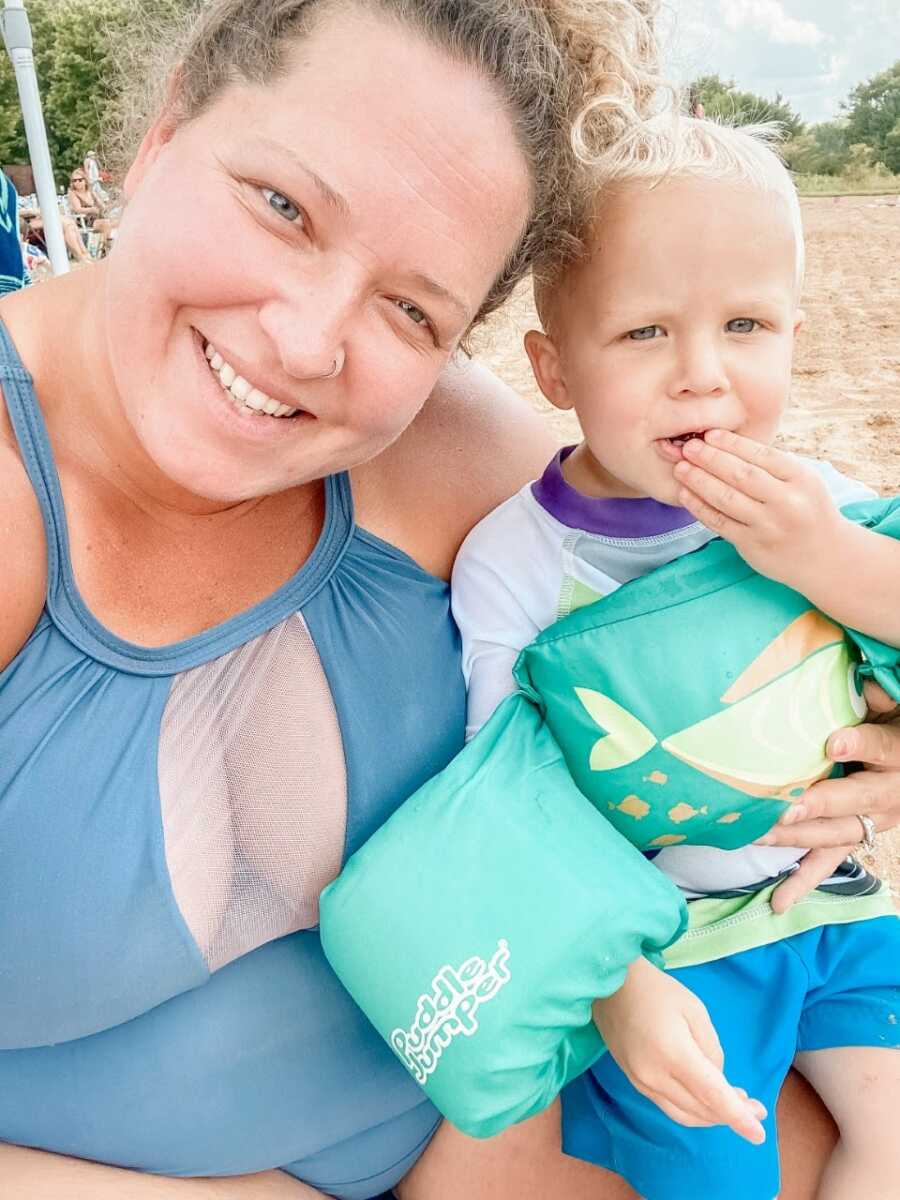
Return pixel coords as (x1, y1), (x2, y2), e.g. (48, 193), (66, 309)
(723, 0), (828, 47)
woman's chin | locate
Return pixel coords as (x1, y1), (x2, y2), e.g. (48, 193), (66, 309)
(132, 431), (277, 508)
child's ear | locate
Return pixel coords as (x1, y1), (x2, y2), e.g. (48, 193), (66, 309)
(793, 308), (806, 335)
(524, 329), (573, 411)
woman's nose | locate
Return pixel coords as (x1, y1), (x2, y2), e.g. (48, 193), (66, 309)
(258, 278), (354, 382)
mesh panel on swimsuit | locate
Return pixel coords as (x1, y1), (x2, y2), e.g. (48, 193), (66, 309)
(158, 613), (347, 972)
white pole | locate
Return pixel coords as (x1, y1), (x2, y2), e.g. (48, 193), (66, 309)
(1, 0), (69, 275)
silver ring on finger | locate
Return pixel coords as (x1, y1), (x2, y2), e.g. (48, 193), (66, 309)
(857, 813), (877, 854)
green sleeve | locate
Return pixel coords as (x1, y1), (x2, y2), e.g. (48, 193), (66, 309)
(841, 496), (900, 702)
(320, 693), (686, 1138)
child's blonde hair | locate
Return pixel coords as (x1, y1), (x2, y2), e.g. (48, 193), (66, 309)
(537, 114), (805, 327)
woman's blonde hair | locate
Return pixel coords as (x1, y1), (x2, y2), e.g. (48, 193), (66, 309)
(109, 0), (670, 330)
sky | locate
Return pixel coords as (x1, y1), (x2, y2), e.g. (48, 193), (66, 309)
(663, 0), (899, 125)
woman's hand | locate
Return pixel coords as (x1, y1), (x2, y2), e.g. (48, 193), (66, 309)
(764, 683), (900, 911)
(592, 958), (767, 1144)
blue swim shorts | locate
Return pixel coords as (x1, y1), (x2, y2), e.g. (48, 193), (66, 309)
(561, 916), (900, 1200)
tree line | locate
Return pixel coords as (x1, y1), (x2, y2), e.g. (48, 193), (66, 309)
(0, 0), (192, 178)
(0, 2), (898, 182)
(693, 69), (900, 179)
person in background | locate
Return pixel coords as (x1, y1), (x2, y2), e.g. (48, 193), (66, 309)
(83, 149), (111, 209)
(66, 167), (116, 254)
(0, 171), (26, 294)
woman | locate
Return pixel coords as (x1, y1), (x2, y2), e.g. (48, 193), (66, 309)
(66, 168), (115, 253)
(0, 1), (898, 1198)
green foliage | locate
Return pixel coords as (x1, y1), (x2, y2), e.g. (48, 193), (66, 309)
(783, 121), (850, 176)
(794, 172), (900, 196)
(0, 0), (56, 166)
(843, 60), (900, 169)
(690, 74), (805, 139)
(885, 118), (900, 174)
(0, 0), (190, 180)
(692, 63), (900, 184)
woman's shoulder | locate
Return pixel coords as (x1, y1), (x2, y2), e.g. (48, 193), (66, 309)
(0, 393), (47, 670)
(351, 359), (559, 581)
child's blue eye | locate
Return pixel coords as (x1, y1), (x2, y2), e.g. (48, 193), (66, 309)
(628, 324), (663, 341)
(726, 318), (758, 334)
(261, 187), (303, 223)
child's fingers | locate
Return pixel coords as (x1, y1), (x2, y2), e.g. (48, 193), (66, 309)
(685, 1003), (725, 1072)
(680, 437), (780, 503)
(640, 1075), (722, 1127)
(673, 462), (759, 525)
(734, 1088), (769, 1121)
(651, 1093), (717, 1129)
(677, 485), (746, 541)
(674, 1056), (767, 1144)
(702, 429), (796, 482)
(650, 1077), (767, 1139)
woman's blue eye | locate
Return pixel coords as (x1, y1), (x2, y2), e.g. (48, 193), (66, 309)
(396, 299), (428, 328)
(261, 187), (302, 223)
(628, 324), (663, 341)
(727, 318), (758, 334)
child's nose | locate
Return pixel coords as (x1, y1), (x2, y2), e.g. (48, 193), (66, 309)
(671, 336), (730, 399)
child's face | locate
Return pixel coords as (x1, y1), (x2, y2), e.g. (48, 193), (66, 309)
(526, 177), (803, 504)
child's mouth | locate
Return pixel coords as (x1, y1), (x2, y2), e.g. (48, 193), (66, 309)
(656, 431), (709, 464)
(668, 431), (707, 447)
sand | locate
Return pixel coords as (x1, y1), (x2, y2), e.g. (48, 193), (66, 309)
(471, 195), (900, 887)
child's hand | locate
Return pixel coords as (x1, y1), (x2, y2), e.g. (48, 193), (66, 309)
(593, 957), (767, 1144)
(673, 430), (842, 588)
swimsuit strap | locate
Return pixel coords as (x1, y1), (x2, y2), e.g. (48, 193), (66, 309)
(0, 315), (66, 604)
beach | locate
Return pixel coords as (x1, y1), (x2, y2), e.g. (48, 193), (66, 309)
(473, 195), (900, 886)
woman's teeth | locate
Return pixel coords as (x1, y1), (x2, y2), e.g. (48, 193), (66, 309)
(204, 342), (298, 418)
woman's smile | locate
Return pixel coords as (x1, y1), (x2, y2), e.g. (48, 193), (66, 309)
(191, 327), (316, 443)
(203, 339), (302, 418)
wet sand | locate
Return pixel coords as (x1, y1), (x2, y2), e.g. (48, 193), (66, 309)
(472, 195), (900, 885)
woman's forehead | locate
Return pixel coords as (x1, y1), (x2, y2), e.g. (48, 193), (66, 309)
(187, 6), (530, 308)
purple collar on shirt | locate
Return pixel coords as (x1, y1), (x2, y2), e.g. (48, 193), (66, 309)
(531, 445), (698, 538)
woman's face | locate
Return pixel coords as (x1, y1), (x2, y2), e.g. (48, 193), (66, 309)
(107, 5), (531, 503)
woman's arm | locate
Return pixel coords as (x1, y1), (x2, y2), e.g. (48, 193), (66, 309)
(0, 1144), (326, 1199)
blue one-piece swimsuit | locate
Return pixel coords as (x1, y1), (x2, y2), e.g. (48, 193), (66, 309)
(0, 321), (462, 1198)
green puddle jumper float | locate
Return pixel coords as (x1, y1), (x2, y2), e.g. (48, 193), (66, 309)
(320, 497), (900, 1138)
